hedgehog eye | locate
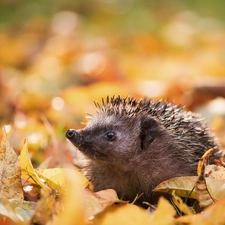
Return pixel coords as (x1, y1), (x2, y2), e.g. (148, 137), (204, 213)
(105, 131), (116, 141)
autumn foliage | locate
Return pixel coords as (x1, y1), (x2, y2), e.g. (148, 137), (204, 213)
(1, 1), (225, 224)
(1, 125), (225, 224)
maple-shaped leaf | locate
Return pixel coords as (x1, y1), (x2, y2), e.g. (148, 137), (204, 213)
(0, 127), (23, 200)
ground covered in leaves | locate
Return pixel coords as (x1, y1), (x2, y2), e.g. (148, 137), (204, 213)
(1, 1), (225, 224)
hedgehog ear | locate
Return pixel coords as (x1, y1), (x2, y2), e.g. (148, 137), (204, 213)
(140, 117), (158, 150)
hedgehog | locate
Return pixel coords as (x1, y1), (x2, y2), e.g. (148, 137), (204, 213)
(66, 96), (221, 203)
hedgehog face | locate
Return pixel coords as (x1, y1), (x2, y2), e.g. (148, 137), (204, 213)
(66, 113), (159, 165)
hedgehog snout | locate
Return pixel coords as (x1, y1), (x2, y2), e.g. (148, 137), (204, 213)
(66, 129), (77, 138)
(66, 129), (83, 146)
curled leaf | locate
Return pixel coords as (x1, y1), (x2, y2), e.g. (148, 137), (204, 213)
(197, 148), (215, 176)
(195, 148), (215, 208)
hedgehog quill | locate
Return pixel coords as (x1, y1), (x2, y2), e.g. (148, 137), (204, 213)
(66, 96), (221, 203)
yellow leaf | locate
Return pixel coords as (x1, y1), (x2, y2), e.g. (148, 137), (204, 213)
(0, 127), (23, 200)
(172, 192), (193, 215)
(36, 168), (66, 193)
(93, 204), (151, 225)
(175, 214), (199, 224)
(52, 169), (86, 225)
(31, 188), (59, 225)
(197, 148), (215, 176)
(150, 197), (176, 225)
(19, 140), (50, 191)
(36, 168), (92, 193)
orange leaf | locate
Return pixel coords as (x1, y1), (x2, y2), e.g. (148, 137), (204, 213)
(84, 189), (122, 219)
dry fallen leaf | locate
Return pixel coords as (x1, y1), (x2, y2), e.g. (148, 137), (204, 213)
(153, 148), (225, 207)
(52, 169), (87, 225)
(195, 148), (215, 208)
(175, 213), (199, 224)
(205, 164), (225, 180)
(197, 148), (215, 177)
(36, 167), (92, 193)
(189, 197), (225, 225)
(203, 164), (225, 202)
(84, 188), (122, 219)
(0, 127), (23, 200)
(0, 197), (35, 224)
(0, 197), (24, 225)
(9, 199), (35, 222)
(93, 203), (151, 225)
(149, 197), (176, 225)
(31, 188), (59, 225)
(153, 175), (225, 203)
(205, 177), (225, 201)
(171, 191), (193, 215)
(153, 176), (197, 199)
(19, 139), (51, 191)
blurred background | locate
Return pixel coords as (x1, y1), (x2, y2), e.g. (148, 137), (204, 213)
(0, 0), (225, 165)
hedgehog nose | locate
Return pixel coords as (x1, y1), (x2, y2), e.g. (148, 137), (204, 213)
(66, 129), (78, 139)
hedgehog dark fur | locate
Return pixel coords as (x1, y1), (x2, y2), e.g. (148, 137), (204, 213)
(66, 96), (221, 203)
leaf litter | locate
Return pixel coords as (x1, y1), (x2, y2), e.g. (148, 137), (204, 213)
(0, 128), (225, 224)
